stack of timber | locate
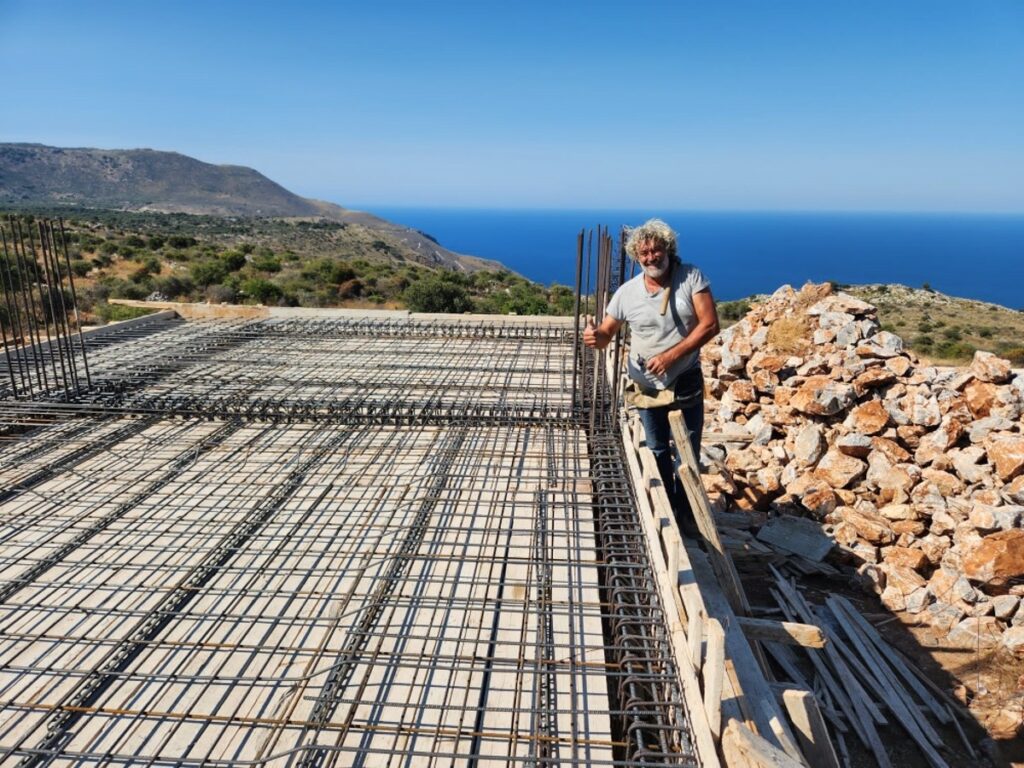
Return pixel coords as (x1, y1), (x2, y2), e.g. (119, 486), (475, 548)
(620, 410), (838, 768)
(768, 569), (982, 767)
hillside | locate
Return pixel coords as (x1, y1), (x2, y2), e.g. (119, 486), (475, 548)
(0, 211), (576, 324)
(0, 143), (499, 273)
(719, 283), (1024, 367)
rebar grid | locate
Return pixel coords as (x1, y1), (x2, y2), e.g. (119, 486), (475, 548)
(0, 312), (695, 766)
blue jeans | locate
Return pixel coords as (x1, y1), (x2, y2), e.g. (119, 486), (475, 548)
(637, 388), (704, 537)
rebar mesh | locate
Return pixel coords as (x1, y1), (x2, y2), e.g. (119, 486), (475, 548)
(0, 313), (696, 766)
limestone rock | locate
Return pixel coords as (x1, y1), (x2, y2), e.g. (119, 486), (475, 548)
(853, 366), (897, 396)
(791, 375), (855, 417)
(871, 436), (911, 463)
(793, 423), (826, 466)
(836, 433), (873, 458)
(969, 503), (1024, 533)
(914, 416), (964, 466)
(814, 449), (867, 489)
(970, 350), (1012, 383)
(879, 503), (917, 521)
(1002, 627), (1024, 659)
(904, 587), (933, 613)
(968, 415), (1015, 444)
(963, 530), (1024, 587)
(925, 602), (964, 631)
(1004, 475), (1024, 505)
(964, 380), (997, 418)
(846, 400), (890, 435)
(843, 507), (896, 545)
(882, 546), (929, 572)
(986, 435), (1024, 482)
(992, 595), (1021, 621)
(879, 564), (926, 611)
(947, 616), (1004, 648)
(921, 468), (965, 497)
(951, 446), (989, 485)
(807, 293), (875, 317)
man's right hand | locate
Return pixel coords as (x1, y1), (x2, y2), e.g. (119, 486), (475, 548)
(583, 317), (599, 348)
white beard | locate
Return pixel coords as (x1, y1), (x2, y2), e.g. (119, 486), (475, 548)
(643, 257), (669, 279)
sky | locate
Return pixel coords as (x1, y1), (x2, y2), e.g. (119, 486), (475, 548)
(1, 1), (1022, 212)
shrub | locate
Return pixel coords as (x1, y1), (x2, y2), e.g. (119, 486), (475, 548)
(96, 302), (155, 323)
(403, 276), (473, 313)
(240, 277), (282, 304)
(978, 327), (994, 338)
(250, 253), (282, 273)
(942, 327), (961, 341)
(1000, 347), (1024, 365)
(125, 235), (146, 248)
(70, 259), (92, 277)
(168, 235), (196, 249)
(147, 235), (166, 250)
(913, 335), (935, 349)
(190, 260), (228, 287)
(917, 321), (933, 333)
(152, 275), (194, 299)
(937, 341), (975, 360)
(719, 299), (751, 320)
(221, 250), (247, 271)
(206, 284), (237, 304)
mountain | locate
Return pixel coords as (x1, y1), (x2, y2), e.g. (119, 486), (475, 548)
(0, 143), (501, 272)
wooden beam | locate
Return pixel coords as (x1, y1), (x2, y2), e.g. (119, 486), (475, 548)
(669, 410), (749, 618)
(779, 689), (841, 768)
(722, 719), (806, 768)
(736, 617), (826, 649)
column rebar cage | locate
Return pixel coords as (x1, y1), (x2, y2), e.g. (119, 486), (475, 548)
(0, 217), (92, 403)
(0, 238), (695, 765)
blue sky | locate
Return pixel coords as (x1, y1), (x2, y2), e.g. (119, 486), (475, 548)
(2, 1), (1022, 211)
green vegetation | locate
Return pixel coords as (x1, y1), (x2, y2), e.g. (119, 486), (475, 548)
(0, 210), (577, 324)
(851, 284), (1024, 365)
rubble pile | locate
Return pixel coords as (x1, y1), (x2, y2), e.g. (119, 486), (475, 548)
(699, 282), (1024, 651)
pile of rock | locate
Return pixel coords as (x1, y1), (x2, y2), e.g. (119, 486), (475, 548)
(698, 282), (1024, 652)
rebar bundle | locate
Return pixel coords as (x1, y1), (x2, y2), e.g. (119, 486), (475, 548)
(0, 230), (695, 765)
(0, 217), (91, 402)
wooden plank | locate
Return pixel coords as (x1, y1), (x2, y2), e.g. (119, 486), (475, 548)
(736, 617), (826, 649)
(756, 516), (834, 562)
(703, 618), (725, 739)
(722, 719), (806, 768)
(824, 598), (949, 768)
(780, 689), (841, 768)
(619, 418), (722, 768)
(829, 595), (951, 725)
(687, 544), (804, 757)
(669, 411), (749, 618)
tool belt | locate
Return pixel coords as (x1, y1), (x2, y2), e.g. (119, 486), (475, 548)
(624, 366), (704, 409)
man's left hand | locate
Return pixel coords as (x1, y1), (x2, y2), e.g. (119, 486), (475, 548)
(646, 351), (673, 377)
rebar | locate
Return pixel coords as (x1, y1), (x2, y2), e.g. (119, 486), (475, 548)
(0, 244), (695, 764)
(0, 217), (91, 402)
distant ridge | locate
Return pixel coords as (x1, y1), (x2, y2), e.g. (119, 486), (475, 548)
(0, 143), (503, 272)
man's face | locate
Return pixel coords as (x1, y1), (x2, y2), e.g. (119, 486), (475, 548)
(637, 240), (669, 278)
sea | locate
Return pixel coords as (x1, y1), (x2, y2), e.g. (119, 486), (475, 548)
(365, 208), (1024, 309)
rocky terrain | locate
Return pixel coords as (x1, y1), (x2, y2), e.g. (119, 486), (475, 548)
(699, 283), (1024, 654)
(0, 143), (499, 273)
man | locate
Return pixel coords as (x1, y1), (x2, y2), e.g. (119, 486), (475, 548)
(583, 218), (719, 536)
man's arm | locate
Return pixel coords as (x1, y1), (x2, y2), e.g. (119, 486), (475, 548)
(644, 289), (720, 377)
(583, 314), (622, 350)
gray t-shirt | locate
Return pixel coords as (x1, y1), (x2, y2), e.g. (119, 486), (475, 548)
(605, 262), (711, 390)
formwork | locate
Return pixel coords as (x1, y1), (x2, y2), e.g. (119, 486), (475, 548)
(0, 310), (697, 766)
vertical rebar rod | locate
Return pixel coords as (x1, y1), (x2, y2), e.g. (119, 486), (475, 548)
(0, 227), (26, 396)
(42, 220), (80, 393)
(571, 230), (583, 414)
(58, 218), (92, 387)
(29, 220), (70, 396)
(38, 222), (73, 396)
(10, 218), (49, 393)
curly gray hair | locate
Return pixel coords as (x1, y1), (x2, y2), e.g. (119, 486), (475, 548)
(624, 218), (679, 262)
